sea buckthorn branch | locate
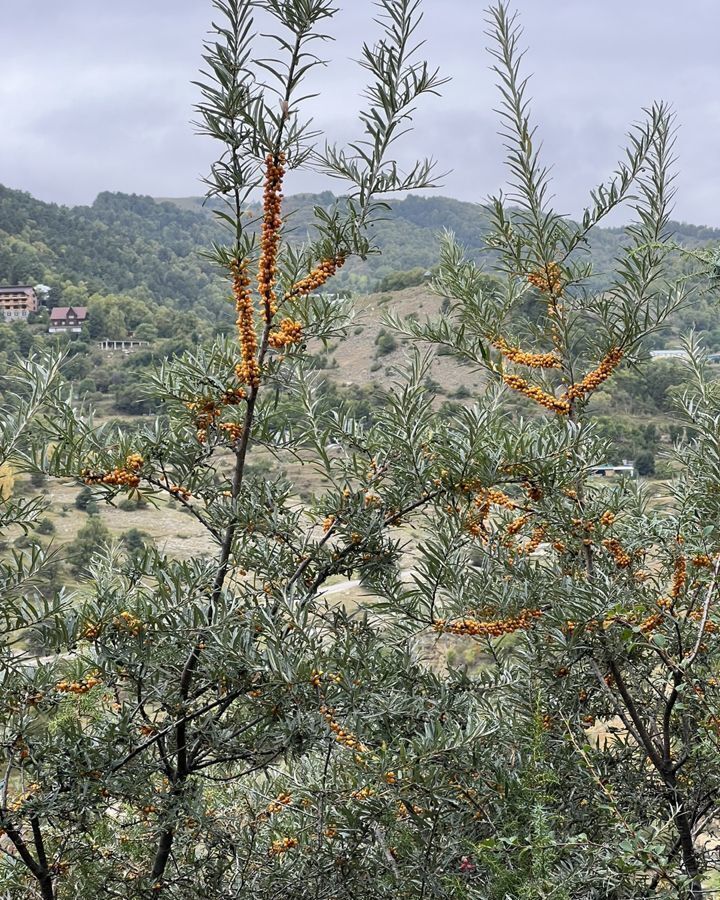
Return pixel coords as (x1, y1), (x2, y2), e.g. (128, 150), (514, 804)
(268, 318), (304, 350)
(142, 476), (219, 540)
(0, 815), (52, 897)
(81, 452), (145, 489)
(683, 555), (720, 669)
(186, 387), (247, 442)
(107, 687), (251, 774)
(319, 704), (367, 753)
(502, 374), (571, 415)
(282, 255), (346, 306)
(232, 258), (260, 388)
(564, 347), (624, 403)
(257, 153), (286, 323)
(300, 489), (444, 600)
(669, 555), (687, 600)
(501, 347), (624, 416)
(527, 262), (564, 299)
(461, 487), (523, 538)
(493, 337), (562, 369)
(140, 0), (446, 888)
(601, 538), (632, 569)
(433, 608), (541, 638)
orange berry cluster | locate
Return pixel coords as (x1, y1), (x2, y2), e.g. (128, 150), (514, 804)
(501, 348), (623, 415)
(600, 511), (615, 527)
(222, 387), (247, 405)
(602, 538), (631, 568)
(506, 513), (531, 536)
(527, 262), (563, 296)
(186, 398), (221, 433)
(464, 509), (487, 538)
(231, 258), (260, 387)
(320, 705), (366, 752)
(523, 481), (544, 501)
(268, 317), (303, 349)
(266, 792), (292, 815)
(565, 348), (624, 402)
(522, 525), (546, 555)
(258, 153), (286, 320)
(694, 615), (718, 635)
(81, 623), (102, 641)
(269, 836), (298, 856)
(670, 556), (687, 598)
(639, 613), (663, 634)
(692, 554), (713, 568)
(322, 515), (335, 533)
(284, 256), (345, 303)
(56, 674), (102, 694)
(187, 388), (247, 442)
(433, 608), (541, 637)
(395, 801), (424, 820)
(6, 784), (40, 814)
(218, 422), (243, 443)
(168, 484), (192, 502)
(82, 452), (144, 489)
(502, 374), (571, 415)
(461, 485), (518, 537)
(310, 669), (342, 687)
(113, 610), (143, 636)
(350, 787), (374, 800)
(476, 488), (518, 512)
(494, 337), (562, 369)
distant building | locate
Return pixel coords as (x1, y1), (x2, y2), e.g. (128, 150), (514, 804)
(649, 349), (688, 361)
(590, 463), (636, 478)
(48, 306), (88, 334)
(97, 339), (149, 353)
(0, 285), (39, 321)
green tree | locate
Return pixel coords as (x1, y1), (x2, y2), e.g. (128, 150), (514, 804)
(635, 448), (656, 475)
(65, 515), (111, 575)
(74, 485), (96, 512)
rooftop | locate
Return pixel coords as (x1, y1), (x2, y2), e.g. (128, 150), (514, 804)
(0, 285), (36, 294)
(49, 306), (88, 321)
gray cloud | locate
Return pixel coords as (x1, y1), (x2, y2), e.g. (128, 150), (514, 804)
(1, 0), (719, 224)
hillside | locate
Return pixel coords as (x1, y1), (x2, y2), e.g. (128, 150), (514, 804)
(3, 183), (720, 315)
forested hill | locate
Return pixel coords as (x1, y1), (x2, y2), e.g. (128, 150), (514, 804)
(1, 182), (720, 314)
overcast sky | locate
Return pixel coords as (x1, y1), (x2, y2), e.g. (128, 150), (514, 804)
(1, 0), (719, 225)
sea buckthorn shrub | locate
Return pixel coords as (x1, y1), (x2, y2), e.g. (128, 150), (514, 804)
(380, 5), (720, 898)
(0, 2), (483, 899)
(3, 5), (720, 900)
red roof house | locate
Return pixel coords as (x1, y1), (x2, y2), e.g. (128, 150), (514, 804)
(48, 306), (88, 334)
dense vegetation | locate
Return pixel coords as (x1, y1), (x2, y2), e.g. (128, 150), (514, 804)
(3, 182), (720, 307)
(2, 2), (720, 899)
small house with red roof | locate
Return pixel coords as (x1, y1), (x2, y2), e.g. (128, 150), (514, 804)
(48, 306), (88, 334)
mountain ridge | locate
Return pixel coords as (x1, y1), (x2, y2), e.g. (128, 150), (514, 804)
(1, 182), (719, 313)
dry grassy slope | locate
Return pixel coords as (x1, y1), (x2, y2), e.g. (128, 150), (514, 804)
(21, 478), (213, 560)
(324, 285), (486, 396)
